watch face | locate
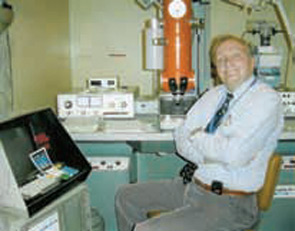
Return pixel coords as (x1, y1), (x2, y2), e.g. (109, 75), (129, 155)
(168, 0), (187, 19)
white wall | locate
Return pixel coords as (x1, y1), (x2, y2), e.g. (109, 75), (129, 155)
(69, 0), (156, 96)
(70, 0), (295, 94)
(9, 0), (71, 115)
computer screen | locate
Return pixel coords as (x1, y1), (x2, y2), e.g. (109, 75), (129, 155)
(0, 125), (36, 185)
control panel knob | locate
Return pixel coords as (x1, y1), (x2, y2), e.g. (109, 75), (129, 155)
(121, 102), (127, 108)
(64, 100), (73, 109)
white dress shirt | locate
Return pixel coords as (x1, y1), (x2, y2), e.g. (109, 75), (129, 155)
(174, 76), (284, 192)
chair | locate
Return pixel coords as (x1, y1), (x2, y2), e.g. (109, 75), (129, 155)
(246, 154), (281, 230)
(147, 154), (282, 231)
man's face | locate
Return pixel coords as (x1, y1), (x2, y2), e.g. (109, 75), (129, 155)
(215, 40), (255, 92)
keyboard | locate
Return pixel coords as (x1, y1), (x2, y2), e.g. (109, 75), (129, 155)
(45, 167), (64, 177)
(20, 177), (60, 199)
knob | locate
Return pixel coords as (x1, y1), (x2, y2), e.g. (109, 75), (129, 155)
(64, 100), (73, 109)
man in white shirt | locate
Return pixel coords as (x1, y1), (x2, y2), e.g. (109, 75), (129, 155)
(115, 34), (284, 231)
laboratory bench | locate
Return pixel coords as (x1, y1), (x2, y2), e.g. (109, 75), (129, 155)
(70, 130), (295, 142)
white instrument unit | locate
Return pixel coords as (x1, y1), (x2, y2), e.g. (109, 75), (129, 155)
(280, 91), (295, 117)
(57, 91), (134, 119)
(87, 77), (118, 90)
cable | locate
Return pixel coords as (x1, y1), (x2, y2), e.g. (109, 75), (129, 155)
(6, 30), (13, 112)
(282, 45), (290, 89)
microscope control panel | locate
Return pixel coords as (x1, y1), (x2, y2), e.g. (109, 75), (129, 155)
(87, 157), (130, 171)
(57, 91), (134, 119)
(280, 91), (295, 117)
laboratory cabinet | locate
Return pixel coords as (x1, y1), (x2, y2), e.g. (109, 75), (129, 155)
(77, 142), (133, 231)
(86, 156), (131, 231)
(276, 140), (295, 154)
(7, 184), (93, 231)
(258, 199), (295, 231)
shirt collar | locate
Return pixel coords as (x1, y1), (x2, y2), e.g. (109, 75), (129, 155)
(222, 75), (256, 99)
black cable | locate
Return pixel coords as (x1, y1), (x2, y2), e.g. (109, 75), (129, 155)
(2, 2), (12, 10)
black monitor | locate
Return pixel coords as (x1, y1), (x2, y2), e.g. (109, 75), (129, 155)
(0, 125), (35, 185)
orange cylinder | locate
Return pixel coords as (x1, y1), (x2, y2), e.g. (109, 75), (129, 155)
(162, 0), (195, 93)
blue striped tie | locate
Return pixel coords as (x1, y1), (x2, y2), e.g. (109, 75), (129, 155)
(205, 92), (234, 134)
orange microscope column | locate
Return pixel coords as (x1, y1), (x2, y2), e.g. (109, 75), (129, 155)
(162, 0), (195, 94)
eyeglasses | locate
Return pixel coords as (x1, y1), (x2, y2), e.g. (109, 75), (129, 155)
(216, 53), (245, 67)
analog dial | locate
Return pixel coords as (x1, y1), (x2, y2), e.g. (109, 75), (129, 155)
(168, 0), (187, 19)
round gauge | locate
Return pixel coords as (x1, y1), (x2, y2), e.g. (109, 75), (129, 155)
(168, 0), (187, 19)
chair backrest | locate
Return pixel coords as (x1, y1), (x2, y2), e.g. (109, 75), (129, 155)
(256, 154), (282, 211)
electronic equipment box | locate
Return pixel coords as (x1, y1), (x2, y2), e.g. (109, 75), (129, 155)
(57, 89), (136, 119)
(0, 108), (92, 220)
(280, 91), (295, 118)
(3, 184), (93, 231)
